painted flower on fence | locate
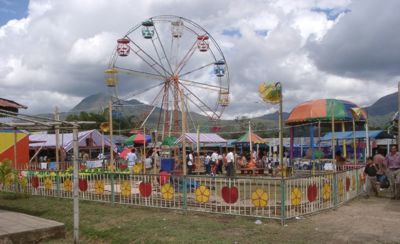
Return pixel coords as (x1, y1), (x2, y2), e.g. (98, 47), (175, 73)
(121, 181), (131, 197)
(322, 183), (331, 200)
(195, 185), (210, 203)
(251, 188), (268, 207)
(352, 175), (356, 191)
(4, 175), (13, 187)
(94, 180), (105, 194)
(19, 176), (27, 189)
(291, 187), (302, 206)
(44, 177), (53, 190)
(63, 178), (72, 192)
(161, 183), (174, 200)
(133, 164), (142, 174)
(307, 184), (317, 202)
(359, 174), (363, 191)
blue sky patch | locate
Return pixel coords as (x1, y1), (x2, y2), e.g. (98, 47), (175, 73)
(311, 7), (350, 21)
(0, 0), (29, 26)
(255, 29), (269, 37)
(222, 28), (242, 38)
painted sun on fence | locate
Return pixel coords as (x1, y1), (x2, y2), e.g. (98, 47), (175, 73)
(195, 185), (210, 203)
(95, 180), (105, 194)
(121, 181), (131, 197)
(63, 178), (72, 192)
(251, 188), (268, 207)
(161, 183), (174, 200)
(291, 187), (302, 206)
(44, 177), (53, 190)
(322, 183), (331, 200)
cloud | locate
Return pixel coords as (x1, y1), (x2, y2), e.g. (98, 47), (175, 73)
(0, 0), (398, 121)
(307, 0), (400, 81)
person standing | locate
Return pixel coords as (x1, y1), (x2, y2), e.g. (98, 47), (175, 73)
(187, 151), (194, 175)
(373, 149), (387, 184)
(217, 153), (224, 174)
(384, 145), (400, 199)
(226, 149), (235, 178)
(126, 148), (138, 171)
(364, 157), (378, 198)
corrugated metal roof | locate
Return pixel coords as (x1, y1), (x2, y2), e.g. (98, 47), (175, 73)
(175, 133), (227, 144)
(0, 98), (27, 109)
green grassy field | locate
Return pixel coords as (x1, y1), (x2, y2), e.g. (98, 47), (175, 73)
(0, 192), (330, 243)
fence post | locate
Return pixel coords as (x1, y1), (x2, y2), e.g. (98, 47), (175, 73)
(182, 175), (187, 212)
(56, 171), (61, 197)
(280, 178), (286, 225)
(356, 168), (361, 196)
(333, 172), (337, 207)
(110, 172), (115, 205)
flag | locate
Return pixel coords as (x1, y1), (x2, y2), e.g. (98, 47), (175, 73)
(350, 107), (362, 121)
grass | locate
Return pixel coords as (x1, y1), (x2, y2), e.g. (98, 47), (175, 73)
(0, 192), (330, 244)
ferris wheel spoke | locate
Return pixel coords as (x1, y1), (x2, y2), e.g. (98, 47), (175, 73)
(179, 78), (227, 92)
(182, 95), (198, 132)
(114, 66), (166, 81)
(152, 25), (174, 74)
(139, 85), (165, 128)
(120, 81), (164, 101)
(178, 62), (215, 78)
(180, 83), (219, 119)
(174, 39), (198, 74)
(126, 37), (172, 76)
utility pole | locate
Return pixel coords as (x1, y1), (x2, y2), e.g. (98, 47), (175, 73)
(181, 90), (187, 175)
(109, 100), (114, 168)
(72, 125), (79, 244)
(398, 81), (400, 147)
(54, 106), (60, 170)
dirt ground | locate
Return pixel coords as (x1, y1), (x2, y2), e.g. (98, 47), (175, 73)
(290, 196), (400, 243)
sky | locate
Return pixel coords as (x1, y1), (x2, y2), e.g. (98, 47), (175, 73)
(0, 0), (400, 119)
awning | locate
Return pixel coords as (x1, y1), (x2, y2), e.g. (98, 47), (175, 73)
(320, 130), (393, 141)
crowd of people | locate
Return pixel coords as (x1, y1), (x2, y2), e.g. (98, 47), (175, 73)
(363, 145), (400, 199)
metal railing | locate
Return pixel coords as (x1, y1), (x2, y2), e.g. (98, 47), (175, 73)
(1, 167), (365, 222)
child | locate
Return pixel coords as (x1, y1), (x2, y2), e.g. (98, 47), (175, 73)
(364, 156), (378, 197)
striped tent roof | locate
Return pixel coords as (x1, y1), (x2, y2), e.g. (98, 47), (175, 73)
(175, 133), (227, 144)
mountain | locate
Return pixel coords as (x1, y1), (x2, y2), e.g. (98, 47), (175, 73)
(365, 92), (397, 116)
(256, 111), (290, 121)
(70, 93), (143, 112)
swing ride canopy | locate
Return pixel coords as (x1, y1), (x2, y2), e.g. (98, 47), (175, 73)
(233, 131), (266, 144)
(286, 99), (367, 125)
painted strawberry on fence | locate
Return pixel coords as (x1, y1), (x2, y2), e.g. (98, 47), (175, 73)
(139, 182), (152, 197)
(31, 176), (39, 188)
(307, 184), (317, 202)
(79, 178), (88, 192)
(221, 186), (238, 204)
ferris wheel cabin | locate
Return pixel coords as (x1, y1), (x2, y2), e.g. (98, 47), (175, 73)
(104, 68), (118, 87)
(214, 60), (225, 77)
(218, 90), (230, 106)
(117, 38), (130, 57)
(142, 20), (155, 39)
(171, 20), (184, 38)
(197, 35), (209, 52)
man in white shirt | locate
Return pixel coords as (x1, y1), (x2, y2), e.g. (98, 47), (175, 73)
(204, 154), (211, 175)
(187, 151), (194, 175)
(226, 149), (235, 178)
(126, 148), (138, 170)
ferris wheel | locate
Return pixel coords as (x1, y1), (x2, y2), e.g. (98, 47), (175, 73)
(105, 15), (230, 139)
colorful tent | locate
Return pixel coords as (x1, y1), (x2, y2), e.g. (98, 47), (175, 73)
(162, 136), (177, 146)
(286, 99), (367, 125)
(233, 132), (266, 144)
(124, 134), (151, 145)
